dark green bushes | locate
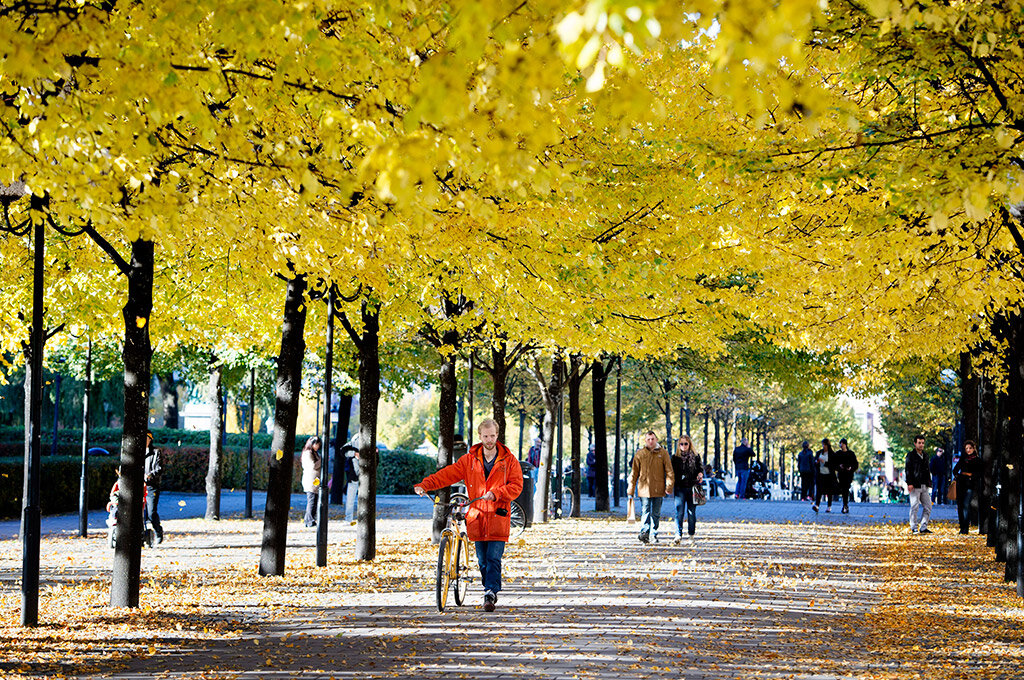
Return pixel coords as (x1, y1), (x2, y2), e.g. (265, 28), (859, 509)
(0, 442), (438, 518)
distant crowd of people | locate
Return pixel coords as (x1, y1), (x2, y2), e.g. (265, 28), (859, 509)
(796, 438), (859, 514)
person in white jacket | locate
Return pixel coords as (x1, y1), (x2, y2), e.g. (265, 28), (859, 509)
(301, 436), (323, 527)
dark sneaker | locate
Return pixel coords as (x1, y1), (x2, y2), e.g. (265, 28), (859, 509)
(812, 505), (819, 513)
(638, 533), (650, 544)
(919, 528), (932, 534)
(483, 591), (496, 612)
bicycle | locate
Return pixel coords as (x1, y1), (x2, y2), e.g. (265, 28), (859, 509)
(450, 490), (527, 538)
(432, 494), (485, 612)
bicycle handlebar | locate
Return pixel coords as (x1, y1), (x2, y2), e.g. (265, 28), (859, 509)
(421, 492), (490, 508)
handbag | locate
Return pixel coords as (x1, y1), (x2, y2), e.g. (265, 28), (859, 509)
(626, 497), (636, 523)
(692, 483), (707, 506)
(946, 479), (957, 502)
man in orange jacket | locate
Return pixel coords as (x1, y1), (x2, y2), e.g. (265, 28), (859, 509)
(415, 418), (523, 612)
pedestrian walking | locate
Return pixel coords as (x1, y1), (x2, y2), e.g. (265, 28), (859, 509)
(415, 418), (523, 612)
(797, 440), (815, 501)
(930, 448), (949, 505)
(342, 442), (360, 522)
(144, 431), (164, 544)
(628, 431), (674, 544)
(671, 435), (704, 543)
(905, 434), (932, 534)
(527, 437), (542, 486)
(301, 436), (322, 527)
(812, 438), (837, 513)
(953, 440), (983, 534)
(834, 438), (858, 513)
(733, 438), (755, 499)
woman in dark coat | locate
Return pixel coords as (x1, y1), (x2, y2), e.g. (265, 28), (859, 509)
(671, 435), (704, 542)
(813, 438), (837, 513)
(953, 440), (984, 534)
(834, 438), (859, 514)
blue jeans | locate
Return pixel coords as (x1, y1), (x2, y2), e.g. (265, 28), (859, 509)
(475, 540), (506, 594)
(931, 474), (947, 504)
(735, 469), (750, 499)
(957, 485), (975, 533)
(674, 488), (697, 536)
(638, 496), (664, 539)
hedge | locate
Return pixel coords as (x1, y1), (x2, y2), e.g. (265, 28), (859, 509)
(0, 426), (303, 454)
(0, 447), (438, 518)
(0, 455), (119, 519)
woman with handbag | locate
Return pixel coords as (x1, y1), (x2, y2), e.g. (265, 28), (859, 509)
(671, 435), (704, 543)
(953, 440), (983, 534)
(812, 438), (837, 513)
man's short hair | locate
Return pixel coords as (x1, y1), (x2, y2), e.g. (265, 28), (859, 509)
(645, 430), (656, 437)
(914, 434), (925, 442)
(478, 418), (499, 433)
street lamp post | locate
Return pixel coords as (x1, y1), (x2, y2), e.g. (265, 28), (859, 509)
(78, 340), (92, 537)
(317, 287), (335, 567)
(613, 357), (621, 508)
(245, 367), (255, 520)
(2, 187), (46, 627)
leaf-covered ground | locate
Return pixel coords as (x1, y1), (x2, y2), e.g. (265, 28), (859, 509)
(1, 511), (1020, 679)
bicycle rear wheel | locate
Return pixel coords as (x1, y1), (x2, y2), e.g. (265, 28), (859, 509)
(453, 536), (470, 606)
(436, 534), (453, 612)
(509, 500), (526, 537)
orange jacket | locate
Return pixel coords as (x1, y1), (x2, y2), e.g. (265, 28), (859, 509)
(418, 442), (524, 542)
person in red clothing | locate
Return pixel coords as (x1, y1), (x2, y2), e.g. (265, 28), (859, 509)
(415, 418), (523, 612)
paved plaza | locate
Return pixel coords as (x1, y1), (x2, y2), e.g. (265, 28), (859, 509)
(0, 496), (1015, 680)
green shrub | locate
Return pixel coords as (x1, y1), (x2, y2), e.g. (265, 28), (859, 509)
(0, 442), (439, 518)
(0, 455), (119, 519)
(376, 449), (437, 495)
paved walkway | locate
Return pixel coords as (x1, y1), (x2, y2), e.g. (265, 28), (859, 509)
(0, 491), (959, 539)
(1, 496), (989, 680)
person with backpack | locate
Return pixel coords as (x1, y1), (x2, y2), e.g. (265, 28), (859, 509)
(144, 431), (164, 544)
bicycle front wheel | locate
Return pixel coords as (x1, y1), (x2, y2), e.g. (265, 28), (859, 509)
(453, 536), (470, 606)
(509, 500), (526, 537)
(436, 534), (453, 612)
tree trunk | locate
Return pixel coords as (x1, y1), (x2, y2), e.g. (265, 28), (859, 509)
(157, 373), (179, 428)
(432, 352), (458, 542)
(354, 302), (381, 561)
(1002, 313), (1024, 584)
(490, 345), (508, 444)
(111, 239), (154, 608)
(662, 381), (673, 452)
(592, 358), (610, 512)
(259, 275), (308, 577)
(713, 410), (721, 471)
(981, 373), (999, 543)
(568, 356), (582, 518)
(531, 357), (562, 524)
(205, 359), (223, 521)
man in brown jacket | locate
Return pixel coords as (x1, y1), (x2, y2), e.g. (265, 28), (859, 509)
(629, 431), (674, 543)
